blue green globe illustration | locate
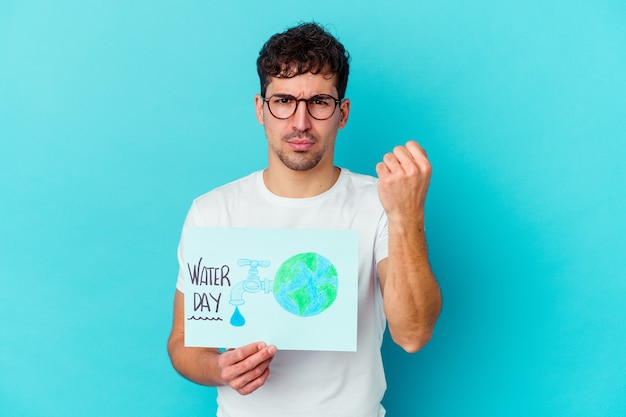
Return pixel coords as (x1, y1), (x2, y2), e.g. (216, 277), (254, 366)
(273, 252), (338, 317)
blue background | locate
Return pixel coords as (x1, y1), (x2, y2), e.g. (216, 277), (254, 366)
(1, 1), (624, 416)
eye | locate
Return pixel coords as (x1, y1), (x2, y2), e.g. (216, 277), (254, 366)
(310, 96), (332, 106)
(272, 96), (295, 105)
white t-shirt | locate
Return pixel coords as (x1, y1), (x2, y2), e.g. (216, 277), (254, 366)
(176, 169), (389, 417)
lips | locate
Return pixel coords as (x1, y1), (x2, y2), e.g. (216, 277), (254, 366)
(286, 138), (315, 151)
(284, 131), (317, 151)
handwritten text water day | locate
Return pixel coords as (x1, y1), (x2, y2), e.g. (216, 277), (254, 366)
(187, 258), (231, 315)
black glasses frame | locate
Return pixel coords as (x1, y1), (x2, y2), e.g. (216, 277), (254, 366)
(262, 94), (342, 120)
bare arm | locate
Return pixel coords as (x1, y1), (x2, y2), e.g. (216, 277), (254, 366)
(376, 140), (443, 353)
(167, 290), (276, 394)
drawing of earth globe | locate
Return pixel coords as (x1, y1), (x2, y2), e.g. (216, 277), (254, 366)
(273, 252), (338, 317)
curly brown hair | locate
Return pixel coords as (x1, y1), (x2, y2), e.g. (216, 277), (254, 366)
(256, 22), (350, 99)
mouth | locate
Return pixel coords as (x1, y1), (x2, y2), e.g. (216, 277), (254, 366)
(287, 139), (314, 152)
(284, 134), (316, 151)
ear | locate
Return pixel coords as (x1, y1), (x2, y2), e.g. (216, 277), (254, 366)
(338, 98), (350, 129)
(254, 94), (265, 125)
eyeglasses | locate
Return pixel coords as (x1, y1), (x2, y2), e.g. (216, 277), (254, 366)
(262, 94), (341, 120)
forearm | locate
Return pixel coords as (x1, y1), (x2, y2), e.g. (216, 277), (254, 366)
(167, 290), (225, 386)
(167, 331), (225, 386)
(381, 218), (442, 352)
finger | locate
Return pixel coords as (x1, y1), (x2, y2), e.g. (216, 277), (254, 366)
(399, 142), (431, 178)
(382, 151), (402, 172)
(375, 161), (389, 177)
(237, 366), (271, 395)
(405, 140), (427, 160)
(387, 145), (422, 176)
(229, 354), (274, 393)
(220, 343), (276, 381)
(220, 342), (267, 367)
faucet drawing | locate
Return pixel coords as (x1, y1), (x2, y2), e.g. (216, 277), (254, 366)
(229, 259), (273, 307)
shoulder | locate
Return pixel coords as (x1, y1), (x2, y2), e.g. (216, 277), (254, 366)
(333, 169), (384, 218)
(338, 168), (380, 195)
(192, 171), (260, 206)
(184, 171), (261, 226)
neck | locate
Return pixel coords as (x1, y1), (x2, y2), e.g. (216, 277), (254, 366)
(263, 165), (341, 198)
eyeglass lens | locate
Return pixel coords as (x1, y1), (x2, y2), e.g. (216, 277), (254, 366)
(266, 95), (339, 120)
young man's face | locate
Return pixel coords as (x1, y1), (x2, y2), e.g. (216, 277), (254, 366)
(255, 72), (350, 172)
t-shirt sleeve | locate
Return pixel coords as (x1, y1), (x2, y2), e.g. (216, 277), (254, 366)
(374, 211), (389, 266)
(174, 202), (203, 292)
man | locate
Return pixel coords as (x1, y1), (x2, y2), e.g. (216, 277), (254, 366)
(168, 22), (442, 417)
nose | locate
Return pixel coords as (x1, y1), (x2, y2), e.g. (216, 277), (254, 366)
(291, 99), (312, 131)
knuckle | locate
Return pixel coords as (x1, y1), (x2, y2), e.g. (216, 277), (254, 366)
(217, 353), (229, 367)
(220, 367), (236, 382)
